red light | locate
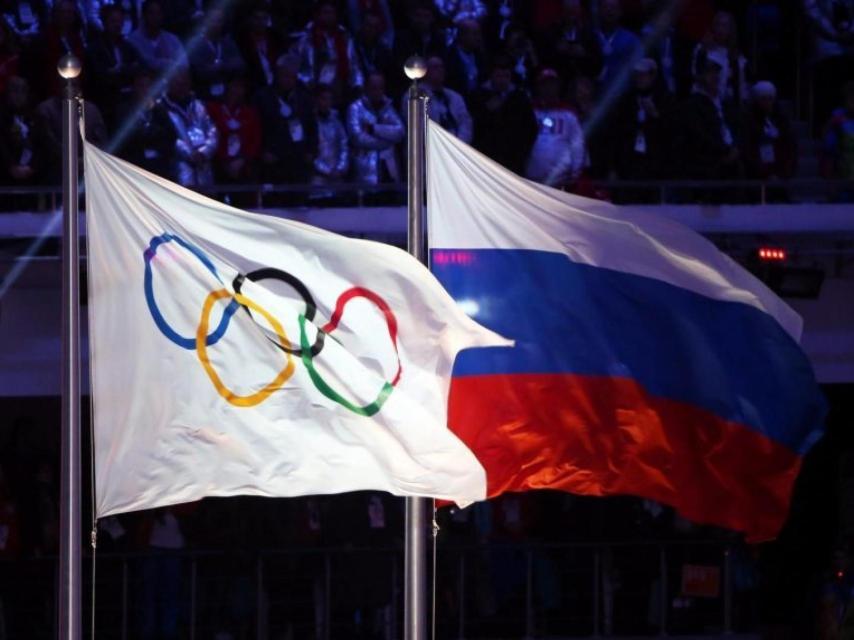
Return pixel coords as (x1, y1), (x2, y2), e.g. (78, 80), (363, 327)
(758, 247), (787, 262)
(432, 250), (476, 266)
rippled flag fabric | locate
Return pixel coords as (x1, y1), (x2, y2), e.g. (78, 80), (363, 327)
(84, 142), (508, 518)
(427, 122), (825, 541)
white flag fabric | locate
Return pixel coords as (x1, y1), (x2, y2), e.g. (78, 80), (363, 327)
(84, 142), (507, 518)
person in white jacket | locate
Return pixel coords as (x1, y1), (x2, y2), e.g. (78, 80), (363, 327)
(162, 67), (218, 188)
(525, 68), (585, 189)
(347, 71), (404, 183)
(401, 55), (473, 143)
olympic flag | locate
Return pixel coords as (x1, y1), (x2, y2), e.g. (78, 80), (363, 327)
(427, 121), (825, 541)
(84, 141), (508, 518)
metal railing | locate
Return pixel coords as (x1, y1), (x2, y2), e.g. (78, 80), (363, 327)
(0, 540), (753, 639)
(2, 178), (853, 211)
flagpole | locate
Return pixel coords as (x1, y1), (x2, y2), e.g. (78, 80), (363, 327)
(404, 55), (429, 640)
(57, 53), (83, 640)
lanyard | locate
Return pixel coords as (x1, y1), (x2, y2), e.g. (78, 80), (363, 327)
(206, 38), (222, 63)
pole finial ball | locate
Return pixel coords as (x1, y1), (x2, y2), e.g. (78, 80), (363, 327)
(57, 54), (82, 80)
(404, 56), (427, 80)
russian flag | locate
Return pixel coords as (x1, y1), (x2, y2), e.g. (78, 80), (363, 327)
(427, 122), (825, 541)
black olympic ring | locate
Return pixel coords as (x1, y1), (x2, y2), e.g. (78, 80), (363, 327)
(232, 268), (326, 357)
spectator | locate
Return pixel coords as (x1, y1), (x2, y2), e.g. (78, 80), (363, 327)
(0, 19), (20, 94)
(435, 0), (488, 25)
(567, 75), (610, 193)
(595, 0), (641, 91)
(469, 54), (537, 174)
(0, 76), (41, 187)
(40, 0), (86, 98)
(612, 57), (674, 182)
(804, 0), (854, 132)
(404, 55), (472, 143)
(346, 71), (404, 184)
(85, 4), (140, 128)
(354, 10), (395, 82)
(347, 0), (394, 48)
(640, 11), (690, 99)
(673, 52), (741, 182)
(525, 68), (584, 189)
(160, 0), (202, 40)
(691, 11), (749, 106)
(36, 87), (108, 183)
(238, 4), (282, 89)
(541, 0), (602, 83)
(256, 55), (314, 184)
(114, 67), (176, 177)
(137, 507), (187, 640)
(741, 81), (796, 181)
(310, 83), (349, 185)
(162, 67), (218, 188)
(446, 18), (488, 96)
(482, 0), (529, 46)
(188, 6), (244, 101)
(84, 0), (139, 35)
(207, 76), (261, 184)
(822, 80), (854, 181)
(503, 23), (538, 88)
(393, 2), (447, 71)
(295, 1), (363, 101)
(2, 0), (48, 43)
(128, 0), (187, 73)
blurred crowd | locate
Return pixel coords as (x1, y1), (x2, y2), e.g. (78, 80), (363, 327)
(1, 405), (852, 640)
(1, 0), (854, 200)
(0, 436), (766, 639)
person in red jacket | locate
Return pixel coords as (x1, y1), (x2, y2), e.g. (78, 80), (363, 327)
(207, 75), (262, 184)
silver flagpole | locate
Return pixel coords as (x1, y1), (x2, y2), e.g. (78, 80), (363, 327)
(403, 55), (429, 640)
(57, 53), (83, 640)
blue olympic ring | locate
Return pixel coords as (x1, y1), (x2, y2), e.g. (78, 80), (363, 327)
(143, 233), (239, 350)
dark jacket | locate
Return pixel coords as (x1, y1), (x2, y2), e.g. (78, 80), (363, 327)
(189, 35), (246, 100)
(469, 82), (537, 174)
(114, 99), (176, 178)
(445, 44), (488, 96)
(255, 84), (316, 183)
(612, 87), (675, 179)
(672, 91), (741, 179)
(540, 23), (603, 81)
(85, 34), (141, 125)
(354, 37), (394, 81)
(0, 105), (42, 184)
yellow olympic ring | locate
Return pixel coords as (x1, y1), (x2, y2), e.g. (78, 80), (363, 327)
(196, 289), (295, 408)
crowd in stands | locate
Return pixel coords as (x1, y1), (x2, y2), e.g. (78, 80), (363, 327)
(0, 0), (853, 200)
(0, 435), (763, 639)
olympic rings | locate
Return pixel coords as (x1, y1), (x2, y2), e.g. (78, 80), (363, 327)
(144, 233), (240, 350)
(196, 289), (295, 408)
(232, 268), (325, 357)
(143, 233), (402, 415)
